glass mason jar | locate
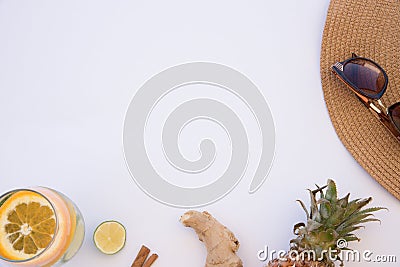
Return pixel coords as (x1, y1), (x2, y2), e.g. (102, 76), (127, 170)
(0, 187), (85, 266)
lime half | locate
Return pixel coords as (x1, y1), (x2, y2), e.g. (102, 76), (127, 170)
(93, 221), (126, 255)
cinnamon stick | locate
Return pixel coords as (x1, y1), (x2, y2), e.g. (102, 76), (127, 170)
(131, 245), (150, 267)
(142, 254), (158, 267)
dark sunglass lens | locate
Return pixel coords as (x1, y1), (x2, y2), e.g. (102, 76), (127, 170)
(343, 58), (386, 98)
(388, 103), (400, 132)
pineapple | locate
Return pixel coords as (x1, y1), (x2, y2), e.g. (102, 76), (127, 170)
(267, 179), (385, 267)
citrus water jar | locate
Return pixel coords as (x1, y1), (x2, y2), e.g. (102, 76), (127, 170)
(0, 187), (85, 266)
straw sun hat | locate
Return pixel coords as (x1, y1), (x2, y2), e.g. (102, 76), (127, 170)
(320, 0), (400, 200)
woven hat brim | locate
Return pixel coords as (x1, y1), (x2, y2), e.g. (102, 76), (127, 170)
(320, 0), (400, 200)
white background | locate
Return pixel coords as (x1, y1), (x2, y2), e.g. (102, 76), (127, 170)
(0, 1), (399, 266)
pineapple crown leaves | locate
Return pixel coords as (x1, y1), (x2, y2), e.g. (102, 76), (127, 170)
(290, 179), (386, 265)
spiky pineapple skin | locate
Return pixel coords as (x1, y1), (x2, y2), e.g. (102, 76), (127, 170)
(266, 256), (330, 267)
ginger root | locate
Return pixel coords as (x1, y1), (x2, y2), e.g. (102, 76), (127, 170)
(180, 211), (243, 267)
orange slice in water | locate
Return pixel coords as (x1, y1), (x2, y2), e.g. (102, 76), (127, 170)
(0, 190), (56, 261)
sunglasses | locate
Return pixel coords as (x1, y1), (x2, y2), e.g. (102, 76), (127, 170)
(331, 53), (400, 141)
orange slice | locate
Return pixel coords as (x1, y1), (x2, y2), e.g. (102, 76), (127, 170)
(0, 190), (56, 261)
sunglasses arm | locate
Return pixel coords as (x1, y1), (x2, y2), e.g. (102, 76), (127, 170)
(353, 91), (383, 113)
(354, 92), (400, 140)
